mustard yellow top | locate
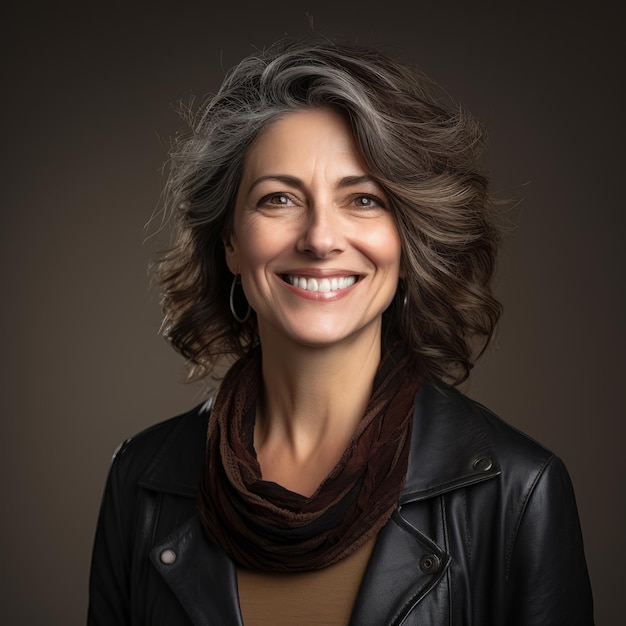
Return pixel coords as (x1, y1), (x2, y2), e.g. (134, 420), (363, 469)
(237, 535), (377, 625)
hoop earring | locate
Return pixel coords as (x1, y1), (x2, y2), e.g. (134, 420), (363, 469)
(229, 274), (251, 323)
(398, 279), (408, 313)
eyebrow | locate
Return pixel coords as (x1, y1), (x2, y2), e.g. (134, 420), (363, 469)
(247, 174), (380, 194)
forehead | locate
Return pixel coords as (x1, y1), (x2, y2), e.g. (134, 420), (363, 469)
(241, 108), (367, 180)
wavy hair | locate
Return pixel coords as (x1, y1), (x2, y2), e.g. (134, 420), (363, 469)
(155, 37), (502, 384)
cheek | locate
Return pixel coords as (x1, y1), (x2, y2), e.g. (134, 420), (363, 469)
(369, 224), (402, 271)
(235, 221), (282, 279)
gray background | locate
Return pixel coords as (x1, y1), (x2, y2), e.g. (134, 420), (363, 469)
(4, 2), (624, 624)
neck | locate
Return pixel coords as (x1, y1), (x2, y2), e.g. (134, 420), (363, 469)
(253, 324), (383, 494)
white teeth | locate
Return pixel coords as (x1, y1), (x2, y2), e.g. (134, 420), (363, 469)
(286, 275), (357, 292)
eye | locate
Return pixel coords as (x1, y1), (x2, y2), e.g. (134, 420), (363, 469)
(351, 194), (386, 210)
(258, 192), (295, 207)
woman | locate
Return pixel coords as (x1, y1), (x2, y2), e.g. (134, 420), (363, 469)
(88, 38), (593, 624)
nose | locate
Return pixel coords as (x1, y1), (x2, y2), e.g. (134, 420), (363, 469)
(296, 205), (346, 258)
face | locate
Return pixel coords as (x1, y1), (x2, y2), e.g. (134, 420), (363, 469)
(224, 108), (402, 351)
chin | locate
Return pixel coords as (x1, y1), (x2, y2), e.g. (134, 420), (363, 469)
(284, 318), (382, 350)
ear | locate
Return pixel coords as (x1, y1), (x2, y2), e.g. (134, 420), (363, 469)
(223, 230), (239, 275)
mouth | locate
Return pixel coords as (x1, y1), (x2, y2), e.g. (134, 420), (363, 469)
(282, 274), (359, 293)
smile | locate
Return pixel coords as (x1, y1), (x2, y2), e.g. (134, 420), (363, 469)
(283, 275), (358, 293)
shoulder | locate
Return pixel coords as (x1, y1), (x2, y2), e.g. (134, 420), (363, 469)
(468, 391), (555, 470)
(409, 383), (589, 563)
(424, 381), (555, 469)
(423, 384), (584, 543)
(459, 388), (573, 518)
(404, 381), (565, 507)
(108, 399), (212, 495)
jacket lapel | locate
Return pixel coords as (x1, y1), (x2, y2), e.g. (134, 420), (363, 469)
(141, 399), (244, 625)
(349, 510), (450, 626)
(350, 383), (501, 623)
(150, 515), (244, 626)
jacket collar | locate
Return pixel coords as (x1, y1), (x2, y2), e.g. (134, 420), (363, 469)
(139, 382), (501, 501)
(402, 382), (501, 502)
(138, 398), (212, 497)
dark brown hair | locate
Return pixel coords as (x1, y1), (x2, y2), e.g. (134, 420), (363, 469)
(155, 37), (502, 384)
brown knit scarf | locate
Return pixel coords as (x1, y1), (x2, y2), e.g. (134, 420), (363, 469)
(197, 343), (420, 572)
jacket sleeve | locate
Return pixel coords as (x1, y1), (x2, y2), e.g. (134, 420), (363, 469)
(87, 440), (134, 625)
(504, 454), (594, 625)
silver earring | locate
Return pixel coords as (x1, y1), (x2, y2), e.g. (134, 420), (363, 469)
(229, 274), (251, 323)
(398, 280), (408, 313)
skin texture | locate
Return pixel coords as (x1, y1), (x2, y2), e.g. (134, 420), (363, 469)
(224, 108), (402, 495)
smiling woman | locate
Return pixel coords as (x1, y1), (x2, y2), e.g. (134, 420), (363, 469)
(88, 37), (593, 625)
(154, 39), (501, 387)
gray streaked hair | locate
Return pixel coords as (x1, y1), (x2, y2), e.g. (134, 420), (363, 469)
(155, 37), (502, 384)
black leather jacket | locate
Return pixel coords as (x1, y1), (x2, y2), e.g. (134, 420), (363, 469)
(88, 382), (593, 625)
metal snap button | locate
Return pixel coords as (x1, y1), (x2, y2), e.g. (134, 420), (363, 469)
(472, 457), (493, 472)
(160, 549), (177, 565)
(419, 553), (441, 574)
